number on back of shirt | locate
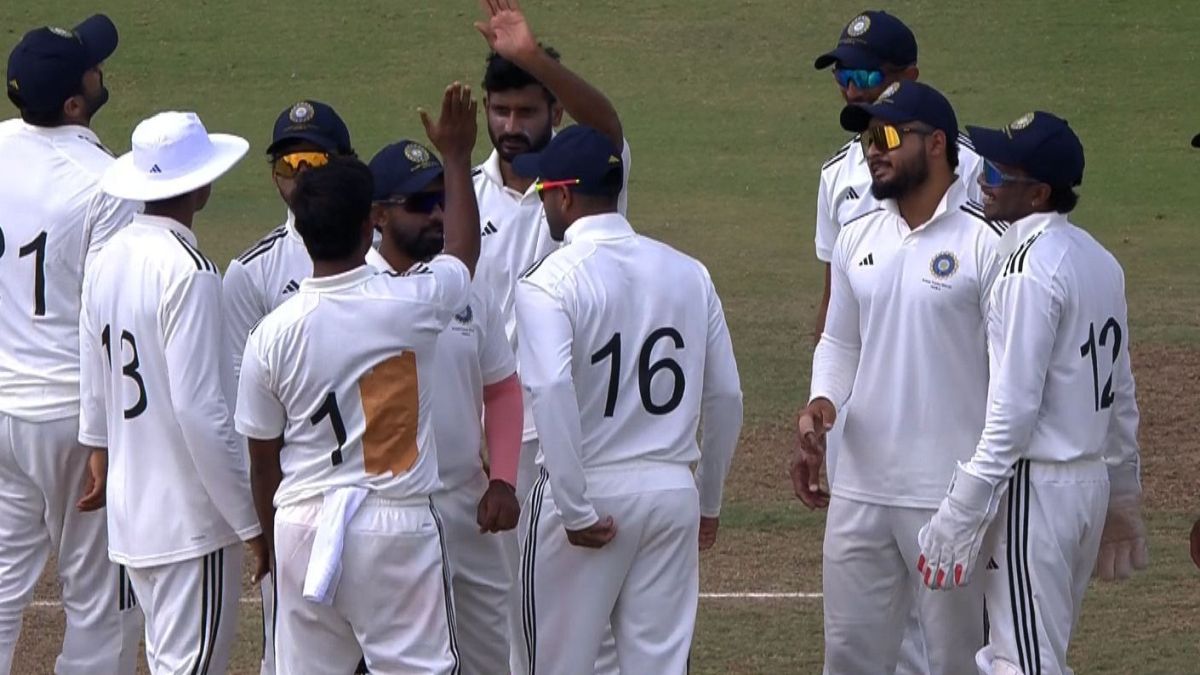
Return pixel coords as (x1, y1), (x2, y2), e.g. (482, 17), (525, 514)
(590, 327), (686, 417)
(312, 391), (349, 466)
(101, 325), (148, 419)
(0, 226), (49, 316)
(1080, 317), (1122, 411)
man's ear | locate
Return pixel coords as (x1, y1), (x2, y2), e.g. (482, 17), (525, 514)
(550, 101), (564, 128)
(900, 65), (919, 81)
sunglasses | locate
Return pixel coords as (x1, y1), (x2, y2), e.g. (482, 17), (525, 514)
(980, 159), (1041, 189)
(860, 124), (931, 154)
(272, 151), (329, 179)
(834, 68), (885, 90)
(376, 191), (446, 214)
(533, 178), (581, 193)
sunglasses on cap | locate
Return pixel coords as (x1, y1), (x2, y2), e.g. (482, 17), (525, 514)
(376, 191), (446, 214)
(860, 124), (932, 154)
(272, 151), (329, 179)
(834, 68), (885, 90)
(980, 159), (1042, 189)
(533, 178), (580, 197)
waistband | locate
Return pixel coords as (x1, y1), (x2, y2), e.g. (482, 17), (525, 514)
(1018, 457), (1108, 483)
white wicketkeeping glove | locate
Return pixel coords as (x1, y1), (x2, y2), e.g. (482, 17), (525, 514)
(1093, 494), (1149, 581)
(917, 464), (1002, 591)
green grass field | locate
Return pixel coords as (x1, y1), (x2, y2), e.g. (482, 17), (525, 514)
(3, 1), (1198, 672)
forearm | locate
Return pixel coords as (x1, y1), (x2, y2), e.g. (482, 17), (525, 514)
(814, 264), (832, 345)
(483, 374), (523, 486)
(440, 150), (481, 276)
(249, 440), (284, 552)
(809, 335), (859, 410)
(177, 404), (262, 538)
(516, 49), (622, 148)
(697, 389), (743, 517)
(529, 380), (596, 530)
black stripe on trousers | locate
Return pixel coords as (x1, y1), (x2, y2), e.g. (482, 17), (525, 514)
(522, 469), (549, 675)
(189, 550), (224, 675)
(117, 565), (138, 611)
(1006, 461), (1041, 675)
(429, 499), (462, 674)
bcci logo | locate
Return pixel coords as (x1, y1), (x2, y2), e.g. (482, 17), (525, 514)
(454, 305), (473, 325)
(847, 15), (871, 37)
(877, 81), (901, 103)
(404, 143), (431, 163)
(289, 102), (315, 124)
(930, 251), (959, 279)
(1010, 112), (1035, 131)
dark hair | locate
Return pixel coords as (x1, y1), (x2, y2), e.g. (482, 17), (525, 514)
(1047, 184), (1079, 213)
(945, 135), (959, 170)
(7, 88), (75, 127)
(482, 45), (561, 102)
(291, 157), (374, 261)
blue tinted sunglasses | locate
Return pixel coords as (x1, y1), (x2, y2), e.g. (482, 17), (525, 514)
(377, 191), (445, 214)
(833, 68), (884, 90)
(980, 160), (1040, 189)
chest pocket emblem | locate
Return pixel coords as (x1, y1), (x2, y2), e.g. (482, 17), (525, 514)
(454, 305), (473, 325)
(930, 252), (959, 279)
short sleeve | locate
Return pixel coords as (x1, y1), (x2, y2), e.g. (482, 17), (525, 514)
(234, 330), (286, 440)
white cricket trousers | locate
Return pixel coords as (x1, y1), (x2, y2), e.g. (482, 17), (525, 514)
(977, 459), (1108, 675)
(273, 495), (458, 675)
(520, 469), (699, 675)
(0, 413), (140, 674)
(822, 494), (986, 675)
(127, 544), (243, 674)
(432, 470), (515, 675)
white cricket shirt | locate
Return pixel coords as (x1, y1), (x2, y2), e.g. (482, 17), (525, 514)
(962, 212), (1142, 496)
(79, 214), (260, 567)
(365, 248), (517, 490)
(515, 213), (743, 530)
(815, 133), (984, 262)
(235, 256), (470, 508)
(810, 180), (1005, 508)
(0, 120), (139, 421)
(222, 210), (313, 380)
(473, 140), (631, 442)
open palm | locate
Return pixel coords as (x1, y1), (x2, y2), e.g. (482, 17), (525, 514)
(475, 0), (538, 61)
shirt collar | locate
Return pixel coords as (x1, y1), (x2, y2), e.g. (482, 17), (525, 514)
(364, 247), (394, 273)
(997, 210), (1067, 260)
(881, 178), (969, 232)
(284, 209), (301, 240)
(298, 264), (376, 292)
(19, 121), (103, 146)
(135, 213), (198, 246)
(563, 213), (636, 245)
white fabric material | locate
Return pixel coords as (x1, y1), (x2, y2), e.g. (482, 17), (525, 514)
(129, 544), (243, 675)
(273, 497), (458, 675)
(473, 141), (631, 443)
(515, 213), (742, 529)
(0, 415), (141, 674)
(979, 459), (1107, 675)
(521, 473), (698, 675)
(0, 120), (138, 421)
(236, 258), (469, 506)
(822, 495), (985, 674)
(101, 112), (248, 202)
(80, 214), (260, 566)
(302, 486), (368, 605)
(810, 180), (1003, 508)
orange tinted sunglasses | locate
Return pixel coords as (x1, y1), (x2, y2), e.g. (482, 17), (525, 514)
(272, 151), (329, 178)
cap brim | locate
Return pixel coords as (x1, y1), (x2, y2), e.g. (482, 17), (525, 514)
(102, 134), (249, 202)
(511, 151), (543, 179)
(839, 103), (915, 132)
(1193, 133), (1200, 148)
(814, 44), (882, 71)
(965, 125), (1025, 167)
(75, 14), (118, 67)
(266, 130), (341, 156)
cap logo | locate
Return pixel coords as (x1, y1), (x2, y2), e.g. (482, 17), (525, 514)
(404, 143), (431, 163)
(608, 155), (621, 165)
(288, 102), (315, 124)
(48, 26), (75, 39)
(847, 15), (871, 37)
(7, 79), (17, 92)
(877, 81), (901, 103)
(1009, 112), (1035, 131)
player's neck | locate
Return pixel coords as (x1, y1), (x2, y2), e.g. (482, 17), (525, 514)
(897, 173), (954, 230)
(378, 237), (417, 273)
(312, 256), (364, 279)
(498, 157), (535, 194)
(144, 204), (194, 229)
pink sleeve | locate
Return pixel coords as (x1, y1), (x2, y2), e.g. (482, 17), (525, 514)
(483, 373), (524, 486)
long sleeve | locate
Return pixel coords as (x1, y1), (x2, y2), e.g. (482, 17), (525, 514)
(694, 277), (743, 517)
(161, 271), (261, 539)
(222, 258), (266, 382)
(964, 273), (1060, 487)
(809, 236), (861, 409)
(515, 281), (597, 530)
(483, 374), (523, 487)
(1103, 297), (1141, 499)
(82, 191), (139, 270)
(77, 298), (108, 447)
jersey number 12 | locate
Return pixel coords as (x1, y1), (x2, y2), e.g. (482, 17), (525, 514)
(1080, 317), (1122, 412)
(591, 327), (686, 417)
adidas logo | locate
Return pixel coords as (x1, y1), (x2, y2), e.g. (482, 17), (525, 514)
(986, 558), (1000, 571)
(281, 280), (300, 295)
(844, 187), (860, 201)
(857, 253), (875, 267)
(149, 164), (163, 174)
(481, 221), (499, 236)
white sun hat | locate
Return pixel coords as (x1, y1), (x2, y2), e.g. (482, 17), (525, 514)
(101, 111), (249, 202)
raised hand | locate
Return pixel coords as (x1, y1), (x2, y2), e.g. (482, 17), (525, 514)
(474, 0), (539, 63)
(419, 82), (478, 163)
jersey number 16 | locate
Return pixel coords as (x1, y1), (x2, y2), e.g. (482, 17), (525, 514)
(591, 327), (686, 418)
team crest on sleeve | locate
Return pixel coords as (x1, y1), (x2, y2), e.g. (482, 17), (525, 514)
(289, 102), (315, 124)
(930, 251), (959, 279)
(847, 15), (871, 36)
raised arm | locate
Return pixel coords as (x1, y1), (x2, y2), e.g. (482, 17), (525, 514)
(421, 82), (481, 277)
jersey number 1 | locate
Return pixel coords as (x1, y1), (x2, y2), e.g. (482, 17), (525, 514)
(590, 327), (686, 417)
(0, 228), (48, 317)
(312, 391), (349, 466)
(1080, 317), (1122, 412)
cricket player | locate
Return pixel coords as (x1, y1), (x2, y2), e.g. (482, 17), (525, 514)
(82, 111), (268, 673)
(0, 16), (142, 674)
(795, 81), (1002, 674)
(365, 138), (524, 673)
(514, 124), (743, 674)
(221, 98), (354, 674)
(472, 2), (631, 669)
(916, 112), (1147, 675)
(235, 83), (480, 674)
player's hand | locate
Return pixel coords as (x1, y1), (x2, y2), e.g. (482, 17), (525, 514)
(1190, 518), (1200, 570)
(699, 516), (719, 551)
(420, 82), (478, 163)
(916, 465), (999, 591)
(1093, 495), (1149, 581)
(566, 515), (616, 549)
(474, 0), (539, 64)
(247, 535), (271, 584)
(477, 479), (521, 533)
(791, 399), (834, 509)
(76, 449), (108, 512)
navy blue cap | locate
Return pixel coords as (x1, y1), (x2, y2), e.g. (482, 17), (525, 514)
(840, 80), (958, 139)
(1192, 133), (1199, 148)
(368, 140), (443, 201)
(511, 125), (623, 196)
(266, 100), (353, 156)
(7, 15), (118, 113)
(814, 11), (917, 71)
(967, 112), (1085, 188)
